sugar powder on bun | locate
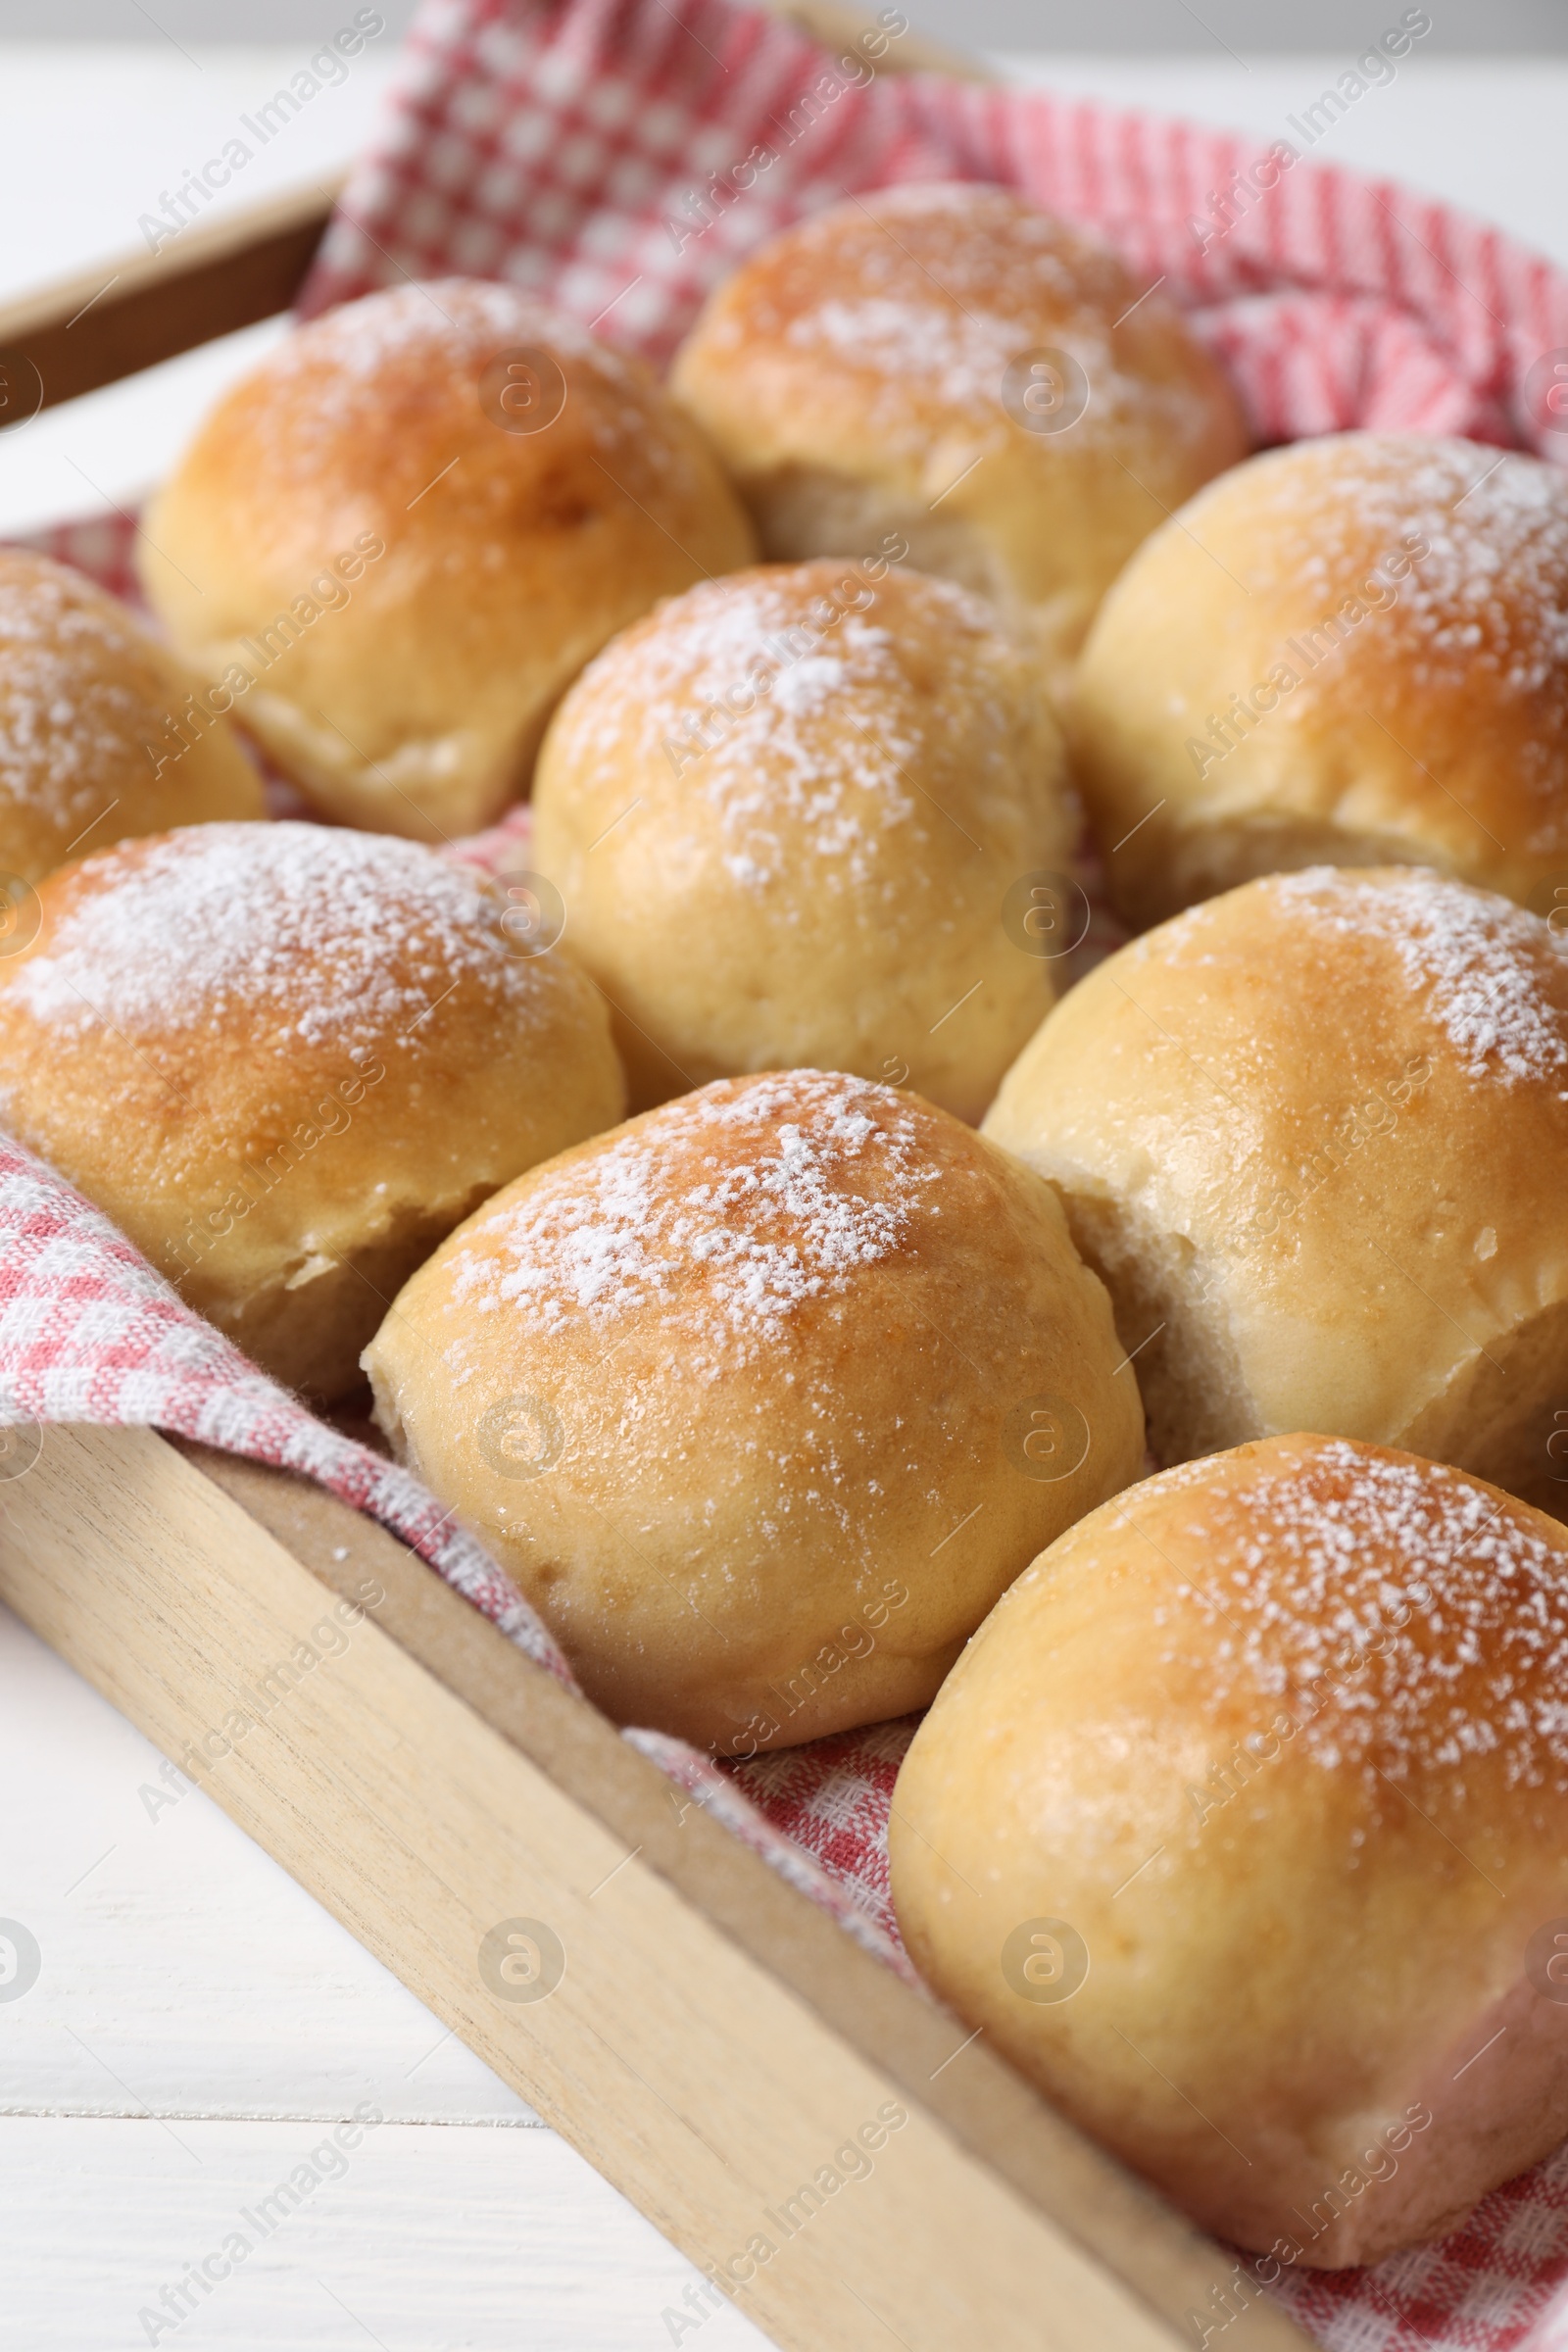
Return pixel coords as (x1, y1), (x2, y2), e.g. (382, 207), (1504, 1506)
(364, 1069), (1145, 1749)
(983, 864), (1568, 1499)
(0, 548), (262, 890)
(0, 822), (624, 1396)
(532, 559), (1073, 1117)
(1073, 435), (1568, 928)
(892, 1435), (1568, 2264)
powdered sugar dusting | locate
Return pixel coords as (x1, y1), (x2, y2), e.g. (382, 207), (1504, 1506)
(1144, 1440), (1568, 1793)
(548, 565), (1029, 893)
(225, 278), (701, 496)
(7, 821), (546, 1054)
(1270, 866), (1568, 1082)
(733, 182), (1218, 461)
(448, 1071), (938, 1363)
(787, 293), (1046, 414)
(0, 553), (161, 821)
(257, 276), (627, 410)
(1236, 438), (1568, 834)
(1246, 437), (1568, 700)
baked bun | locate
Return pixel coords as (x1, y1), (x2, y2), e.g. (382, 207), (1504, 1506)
(982, 865), (1568, 1497)
(139, 281), (756, 840)
(891, 1434), (1568, 2266)
(364, 1069), (1145, 1749)
(669, 183), (1247, 685)
(1072, 435), (1568, 930)
(531, 560), (1072, 1118)
(0, 548), (262, 893)
(0, 822), (623, 1396)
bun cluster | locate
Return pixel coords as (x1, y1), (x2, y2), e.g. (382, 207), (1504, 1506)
(20, 178), (1568, 2274)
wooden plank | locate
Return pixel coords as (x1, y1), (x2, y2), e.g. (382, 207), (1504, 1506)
(0, 1423), (1308, 2352)
(0, 176), (342, 416)
(180, 1437), (1268, 2329)
(0, 2116), (773, 2350)
(0, 1592), (535, 2124)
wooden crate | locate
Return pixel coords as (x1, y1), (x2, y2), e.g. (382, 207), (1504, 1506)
(0, 12), (1312, 2345)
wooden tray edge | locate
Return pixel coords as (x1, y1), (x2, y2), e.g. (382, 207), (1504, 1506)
(0, 1420), (1307, 2352)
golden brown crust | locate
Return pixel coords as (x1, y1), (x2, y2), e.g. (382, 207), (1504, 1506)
(364, 1069), (1145, 1747)
(139, 281), (756, 839)
(0, 549), (263, 887)
(532, 559), (1073, 1117)
(0, 823), (625, 1396)
(983, 865), (1568, 1492)
(1071, 434), (1568, 928)
(670, 184), (1247, 681)
(891, 1435), (1568, 2266)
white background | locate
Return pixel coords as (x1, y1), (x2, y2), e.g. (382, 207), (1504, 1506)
(0, 33), (1563, 2352)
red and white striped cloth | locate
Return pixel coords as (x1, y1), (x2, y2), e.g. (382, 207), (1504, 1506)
(302, 0), (1568, 452)
(18, 1), (1568, 2341)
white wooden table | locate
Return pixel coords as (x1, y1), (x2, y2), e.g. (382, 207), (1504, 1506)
(0, 39), (1563, 2350)
(0, 1601), (766, 2349)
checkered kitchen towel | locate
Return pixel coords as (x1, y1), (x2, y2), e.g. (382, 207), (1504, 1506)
(300, 0), (1568, 449)
(20, 0), (1568, 2341)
